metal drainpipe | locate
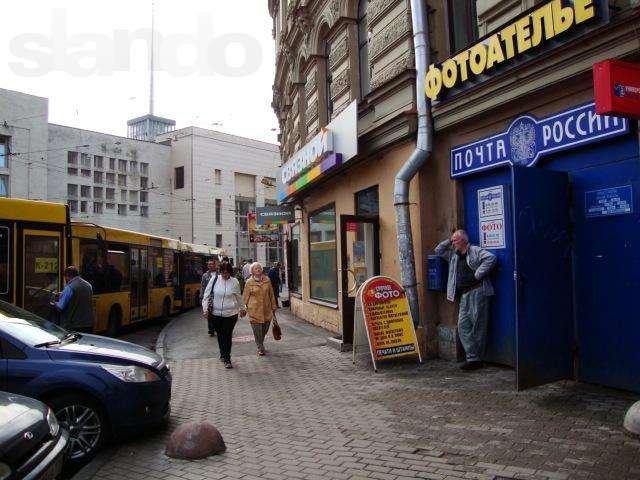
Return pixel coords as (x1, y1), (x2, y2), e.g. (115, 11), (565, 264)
(394, 0), (433, 332)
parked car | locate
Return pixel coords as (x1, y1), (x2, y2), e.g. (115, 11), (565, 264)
(0, 391), (69, 479)
(0, 301), (171, 463)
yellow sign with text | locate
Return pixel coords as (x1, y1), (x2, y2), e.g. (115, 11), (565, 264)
(35, 257), (58, 274)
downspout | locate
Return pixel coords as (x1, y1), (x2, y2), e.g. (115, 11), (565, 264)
(394, 0), (433, 335)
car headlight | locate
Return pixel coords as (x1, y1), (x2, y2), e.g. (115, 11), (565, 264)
(46, 408), (60, 437)
(102, 364), (161, 382)
(0, 462), (11, 480)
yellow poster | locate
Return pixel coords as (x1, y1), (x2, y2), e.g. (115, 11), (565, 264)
(360, 276), (420, 361)
(35, 257), (58, 274)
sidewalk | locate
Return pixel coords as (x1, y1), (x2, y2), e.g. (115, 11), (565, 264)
(86, 308), (640, 480)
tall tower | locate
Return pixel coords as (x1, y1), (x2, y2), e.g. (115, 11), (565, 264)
(127, 0), (176, 141)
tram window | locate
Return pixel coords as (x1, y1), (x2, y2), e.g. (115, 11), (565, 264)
(24, 234), (60, 318)
(0, 227), (8, 295)
(183, 254), (204, 283)
(80, 240), (129, 294)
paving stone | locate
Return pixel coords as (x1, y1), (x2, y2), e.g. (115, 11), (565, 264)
(84, 309), (640, 480)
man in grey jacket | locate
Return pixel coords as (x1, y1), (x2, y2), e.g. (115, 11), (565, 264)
(51, 266), (95, 331)
(435, 230), (497, 370)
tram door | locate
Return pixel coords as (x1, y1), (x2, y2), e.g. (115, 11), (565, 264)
(130, 247), (149, 321)
(21, 229), (63, 319)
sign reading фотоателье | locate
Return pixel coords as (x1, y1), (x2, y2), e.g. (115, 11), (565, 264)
(450, 103), (629, 178)
(354, 276), (421, 370)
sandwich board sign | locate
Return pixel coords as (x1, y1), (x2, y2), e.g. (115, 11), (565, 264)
(353, 276), (422, 371)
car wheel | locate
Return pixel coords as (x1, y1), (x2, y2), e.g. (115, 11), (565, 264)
(47, 394), (106, 463)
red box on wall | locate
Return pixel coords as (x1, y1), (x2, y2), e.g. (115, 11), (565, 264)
(593, 60), (640, 119)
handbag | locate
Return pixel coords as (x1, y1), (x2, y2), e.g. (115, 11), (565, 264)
(272, 314), (282, 341)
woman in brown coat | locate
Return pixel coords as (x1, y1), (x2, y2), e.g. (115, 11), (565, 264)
(242, 262), (278, 356)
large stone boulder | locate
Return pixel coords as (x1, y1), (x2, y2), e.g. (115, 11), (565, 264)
(624, 401), (640, 438)
(165, 422), (226, 459)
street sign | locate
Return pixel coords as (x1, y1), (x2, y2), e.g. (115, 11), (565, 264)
(353, 276), (422, 371)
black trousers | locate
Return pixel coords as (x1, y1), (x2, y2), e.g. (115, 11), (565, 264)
(208, 314), (238, 362)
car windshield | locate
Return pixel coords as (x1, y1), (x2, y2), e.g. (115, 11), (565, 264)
(0, 301), (67, 346)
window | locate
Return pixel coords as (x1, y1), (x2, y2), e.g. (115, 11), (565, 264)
(69, 200), (78, 213)
(80, 153), (91, 168)
(140, 163), (149, 175)
(140, 191), (148, 203)
(129, 204), (138, 212)
(118, 204), (127, 215)
(80, 201), (88, 213)
(93, 202), (103, 214)
(81, 185), (91, 198)
(141, 206), (149, 217)
(106, 202), (115, 210)
(309, 205), (337, 303)
(216, 234), (223, 248)
(94, 156), (103, 169)
(0, 139), (6, 170)
(79, 240), (129, 294)
(129, 161), (138, 173)
(93, 187), (103, 199)
(109, 158), (116, 170)
(118, 159), (127, 172)
(290, 223), (302, 294)
(235, 197), (257, 261)
(215, 199), (222, 225)
(214, 169), (222, 185)
(67, 151), (78, 165)
(106, 188), (115, 200)
(174, 167), (184, 189)
(129, 191), (138, 203)
(118, 174), (126, 186)
(0, 176), (8, 197)
(106, 173), (115, 185)
(140, 177), (148, 190)
(265, 199), (281, 265)
(94, 171), (103, 184)
(68, 168), (78, 176)
(358, 0), (371, 97)
(149, 248), (167, 287)
(449, 0), (479, 52)
(355, 185), (379, 216)
(23, 234), (61, 316)
(120, 190), (127, 202)
(325, 41), (334, 121)
(81, 169), (91, 178)
(67, 184), (78, 198)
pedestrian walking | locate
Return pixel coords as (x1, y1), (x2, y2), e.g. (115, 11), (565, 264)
(267, 262), (282, 306)
(435, 229), (497, 370)
(202, 261), (246, 369)
(242, 259), (253, 280)
(50, 266), (95, 331)
(200, 257), (219, 336)
(242, 262), (278, 356)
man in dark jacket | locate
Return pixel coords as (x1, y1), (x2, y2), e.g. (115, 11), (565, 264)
(267, 262), (281, 307)
(51, 266), (95, 330)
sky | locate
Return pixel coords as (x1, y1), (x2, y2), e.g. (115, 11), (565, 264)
(0, 0), (279, 144)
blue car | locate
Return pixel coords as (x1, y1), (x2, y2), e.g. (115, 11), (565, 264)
(0, 301), (171, 463)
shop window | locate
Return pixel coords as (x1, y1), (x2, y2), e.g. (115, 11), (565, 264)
(309, 205), (337, 303)
(449, 0), (479, 52)
(175, 167), (184, 190)
(290, 223), (302, 294)
(79, 240), (129, 294)
(355, 185), (379, 216)
(358, 0), (371, 97)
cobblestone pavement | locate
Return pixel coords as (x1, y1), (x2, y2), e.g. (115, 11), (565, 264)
(86, 308), (640, 480)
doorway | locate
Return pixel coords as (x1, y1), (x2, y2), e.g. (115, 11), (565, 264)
(340, 215), (379, 344)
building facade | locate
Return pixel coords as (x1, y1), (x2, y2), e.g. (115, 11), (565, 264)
(271, 0), (640, 393)
(269, 0), (426, 341)
(0, 88), (282, 266)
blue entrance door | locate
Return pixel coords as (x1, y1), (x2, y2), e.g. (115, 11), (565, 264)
(572, 159), (640, 392)
(512, 166), (573, 390)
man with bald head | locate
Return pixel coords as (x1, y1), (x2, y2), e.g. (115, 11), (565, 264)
(436, 229), (497, 370)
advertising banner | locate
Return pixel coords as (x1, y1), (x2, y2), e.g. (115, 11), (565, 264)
(248, 212), (279, 243)
(353, 276), (421, 371)
(256, 205), (295, 225)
